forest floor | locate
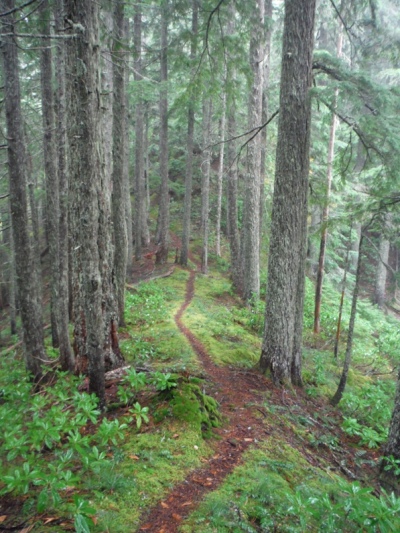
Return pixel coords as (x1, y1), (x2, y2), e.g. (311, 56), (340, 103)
(0, 236), (391, 532)
(132, 239), (380, 532)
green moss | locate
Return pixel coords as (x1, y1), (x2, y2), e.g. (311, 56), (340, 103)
(170, 382), (221, 437)
(181, 436), (396, 533)
(93, 423), (213, 532)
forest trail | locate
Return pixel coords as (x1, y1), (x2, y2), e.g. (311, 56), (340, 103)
(138, 266), (271, 532)
(137, 261), (378, 532)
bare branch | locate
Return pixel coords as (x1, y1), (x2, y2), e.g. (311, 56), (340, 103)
(0, 32), (77, 39)
(0, 0), (38, 17)
(210, 109), (279, 149)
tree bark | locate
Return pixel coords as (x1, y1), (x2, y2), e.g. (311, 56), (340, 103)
(380, 367), (400, 494)
(226, 7), (241, 292)
(215, 90), (226, 258)
(54, 0), (74, 372)
(259, 0), (273, 241)
(155, 0), (170, 265)
(134, 0), (150, 260)
(66, 0), (120, 408)
(242, 0), (264, 302)
(374, 213), (391, 308)
(112, 0), (128, 325)
(180, 0), (198, 267)
(260, 0), (316, 384)
(40, 0), (60, 349)
(1, 0), (46, 379)
(314, 27), (343, 334)
(201, 98), (212, 274)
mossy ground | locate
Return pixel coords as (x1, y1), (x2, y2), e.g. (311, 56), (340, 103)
(1, 237), (400, 531)
(184, 272), (262, 368)
(92, 424), (213, 532)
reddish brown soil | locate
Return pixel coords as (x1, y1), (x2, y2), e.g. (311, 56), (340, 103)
(137, 265), (381, 533)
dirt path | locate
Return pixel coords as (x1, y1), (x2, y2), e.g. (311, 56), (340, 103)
(137, 261), (380, 532)
(138, 268), (272, 532)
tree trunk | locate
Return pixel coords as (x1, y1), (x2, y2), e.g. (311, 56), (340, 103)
(313, 27), (343, 334)
(259, 0), (273, 241)
(124, 18), (133, 279)
(134, 0), (150, 260)
(260, 0), (316, 384)
(66, 0), (120, 408)
(201, 98), (212, 274)
(54, 0), (75, 372)
(155, 0), (170, 265)
(331, 233), (364, 406)
(215, 90), (226, 258)
(333, 225), (352, 359)
(40, 0), (60, 349)
(8, 207), (17, 336)
(180, 0), (198, 267)
(374, 213), (391, 308)
(226, 7), (241, 292)
(380, 367), (400, 494)
(242, 0), (264, 303)
(1, 0), (46, 379)
(112, 0), (128, 325)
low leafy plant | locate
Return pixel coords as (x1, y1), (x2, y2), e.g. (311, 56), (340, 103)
(0, 366), (130, 520)
(151, 371), (177, 392)
(382, 455), (400, 476)
(117, 368), (148, 405)
(128, 402), (149, 429)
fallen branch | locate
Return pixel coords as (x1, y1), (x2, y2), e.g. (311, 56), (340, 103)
(127, 265), (175, 288)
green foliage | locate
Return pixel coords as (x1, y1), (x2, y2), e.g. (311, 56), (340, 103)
(128, 402), (150, 430)
(0, 365), (129, 521)
(72, 496), (97, 533)
(151, 371), (178, 392)
(125, 282), (173, 327)
(182, 441), (400, 533)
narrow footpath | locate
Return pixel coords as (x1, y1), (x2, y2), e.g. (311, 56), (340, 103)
(137, 264), (379, 532)
(138, 268), (271, 532)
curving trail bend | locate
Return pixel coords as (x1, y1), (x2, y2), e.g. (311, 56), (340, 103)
(138, 268), (270, 532)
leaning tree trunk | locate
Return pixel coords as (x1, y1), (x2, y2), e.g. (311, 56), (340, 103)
(112, 0), (128, 325)
(155, 0), (170, 265)
(54, 0), (75, 371)
(180, 0), (199, 267)
(260, 0), (316, 384)
(40, 0), (60, 349)
(242, 0), (264, 303)
(331, 233), (364, 406)
(1, 0), (46, 379)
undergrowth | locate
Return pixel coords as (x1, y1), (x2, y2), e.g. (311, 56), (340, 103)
(1, 248), (400, 531)
(181, 439), (400, 533)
